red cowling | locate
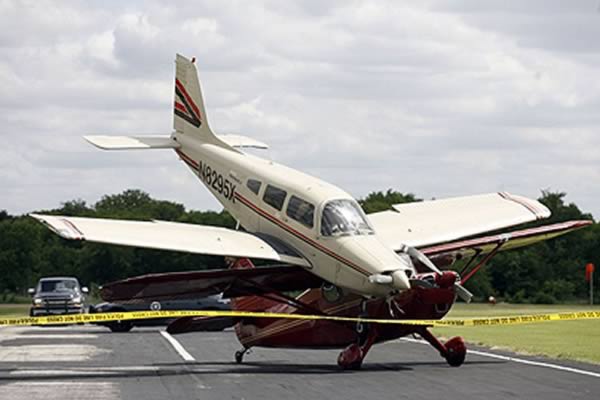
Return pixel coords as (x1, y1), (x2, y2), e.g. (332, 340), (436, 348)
(436, 271), (458, 289)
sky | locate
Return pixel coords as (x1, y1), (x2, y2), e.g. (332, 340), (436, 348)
(2, 0), (600, 218)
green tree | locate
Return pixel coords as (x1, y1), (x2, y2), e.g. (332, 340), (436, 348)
(0, 188), (597, 303)
(359, 189), (420, 213)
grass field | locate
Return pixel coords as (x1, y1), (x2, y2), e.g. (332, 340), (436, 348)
(434, 303), (600, 364)
(0, 303), (30, 318)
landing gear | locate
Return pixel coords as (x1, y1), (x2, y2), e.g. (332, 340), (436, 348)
(419, 328), (466, 367)
(234, 347), (250, 364)
(108, 320), (133, 333)
(444, 336), (466, 367)
(337, 300), (378, 370)
(337, 343), (364, 370)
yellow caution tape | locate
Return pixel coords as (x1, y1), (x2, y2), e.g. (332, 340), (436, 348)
(1, 309), (600, 328)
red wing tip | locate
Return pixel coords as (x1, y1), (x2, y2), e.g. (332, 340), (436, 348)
(571, 220), (594, 227)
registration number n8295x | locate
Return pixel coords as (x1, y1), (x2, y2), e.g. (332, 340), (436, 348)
(198, 161), (236, 202)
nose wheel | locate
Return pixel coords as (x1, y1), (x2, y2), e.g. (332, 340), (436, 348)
(234, 347), (250, 364)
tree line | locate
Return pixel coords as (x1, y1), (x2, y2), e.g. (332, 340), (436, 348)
(0, 189), (597, 303)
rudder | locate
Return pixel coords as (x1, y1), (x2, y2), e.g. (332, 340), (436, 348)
(174, 54), (231, 149)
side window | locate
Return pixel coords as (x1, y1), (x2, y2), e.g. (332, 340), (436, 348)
(286, 195), (315, 228)
(263, 185), (287, 211)
(246, 179), (262, 195)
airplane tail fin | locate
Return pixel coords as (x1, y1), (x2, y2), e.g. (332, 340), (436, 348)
(174, 54), (231, 149)
(84, 55), (235, 152)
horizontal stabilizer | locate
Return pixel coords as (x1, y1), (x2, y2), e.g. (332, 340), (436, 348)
(84, 135), (180, 150)
(217, 134), (269, 149)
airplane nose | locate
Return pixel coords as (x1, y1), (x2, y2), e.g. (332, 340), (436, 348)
(391, 269), (411, 291)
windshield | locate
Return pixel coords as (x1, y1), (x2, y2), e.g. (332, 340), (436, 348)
(320, 199), (374, 236)
(39, 279), (78, 293)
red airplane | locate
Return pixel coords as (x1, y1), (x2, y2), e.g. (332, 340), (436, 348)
(99, 219), (590, 370)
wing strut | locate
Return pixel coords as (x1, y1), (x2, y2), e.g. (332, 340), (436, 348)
(458, 248), (483, 277)
(460, 240), (506, 285)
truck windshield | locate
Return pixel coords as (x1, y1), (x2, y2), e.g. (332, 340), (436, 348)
(320, 199), (373, 236)
(39, 279), (78, 293)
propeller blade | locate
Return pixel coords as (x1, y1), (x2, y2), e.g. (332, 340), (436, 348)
(454, 283), (474, 303)
(401, 245), (473, 303)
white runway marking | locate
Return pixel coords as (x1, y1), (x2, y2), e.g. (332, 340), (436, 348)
(0, 344), (109, 362)
(400, 337), (600, 379)
(0, 333), (98, 341)
(1, 382), (119, 400)
(10, 365), (161, 377)
(467, 349), (600, 379)
(160, 330), (195, 361)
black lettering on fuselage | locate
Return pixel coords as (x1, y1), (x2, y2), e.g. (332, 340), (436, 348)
(198, 160), (236, 202)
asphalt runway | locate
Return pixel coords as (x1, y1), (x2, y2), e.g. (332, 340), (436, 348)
(1, 325), (599, 400)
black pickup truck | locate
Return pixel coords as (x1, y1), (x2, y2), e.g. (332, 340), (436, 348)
(28, 277), (89, 317)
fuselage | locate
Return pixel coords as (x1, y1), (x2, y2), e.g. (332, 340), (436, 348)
(233, 272), (455, 350)
(173, 133), (413, 298)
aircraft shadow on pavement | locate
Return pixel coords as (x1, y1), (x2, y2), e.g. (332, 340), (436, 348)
(0, 359), (503, 382)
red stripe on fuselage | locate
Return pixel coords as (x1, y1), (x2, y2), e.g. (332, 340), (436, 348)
(175, 149), (199, 169)
(234, 193), (369, 276)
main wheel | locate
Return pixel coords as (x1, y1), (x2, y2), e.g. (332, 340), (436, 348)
(444, 336), (466, 367)
(235, 350), (245, 364)
(337, 343), (364, 370)
(108, 320), (133, 333)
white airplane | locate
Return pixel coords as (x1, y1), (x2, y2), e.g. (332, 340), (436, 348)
(31, 54), (587, 304)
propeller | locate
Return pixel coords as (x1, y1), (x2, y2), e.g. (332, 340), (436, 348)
(401, 244), (473, 303)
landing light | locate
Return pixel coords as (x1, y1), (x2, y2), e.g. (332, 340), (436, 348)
(368, 274), (393, 284)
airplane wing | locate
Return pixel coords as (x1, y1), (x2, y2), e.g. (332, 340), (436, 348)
(100, 265), (323, 302)
(30, 214), (310, 267)
(367, 192), (551, 250)
(420, 220), (592, 269)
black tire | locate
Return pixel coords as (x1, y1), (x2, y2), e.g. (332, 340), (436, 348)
(235, 350), (244, 364)
(446, 351), (466, 367)
(444, 336), (466, 367)
(340, 360), (363, 370)
(108, 320), (133, 333)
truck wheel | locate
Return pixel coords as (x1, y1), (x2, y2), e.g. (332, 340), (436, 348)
(108, 321), (133, 333)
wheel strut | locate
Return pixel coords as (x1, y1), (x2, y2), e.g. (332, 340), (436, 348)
(418, 328), (466, 367)
(234, 347), (250, 364)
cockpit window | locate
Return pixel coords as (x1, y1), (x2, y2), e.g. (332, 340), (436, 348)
(320, 199), (373, 236)
(286, 195), (315, 228)
(247, 179), (262, 195)
(263, 185), (287, 211)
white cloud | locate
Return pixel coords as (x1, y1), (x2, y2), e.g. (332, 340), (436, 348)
(0, 0), (598, 218)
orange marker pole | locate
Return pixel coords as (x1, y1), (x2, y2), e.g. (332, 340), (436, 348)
(586, 263), (595, 305)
